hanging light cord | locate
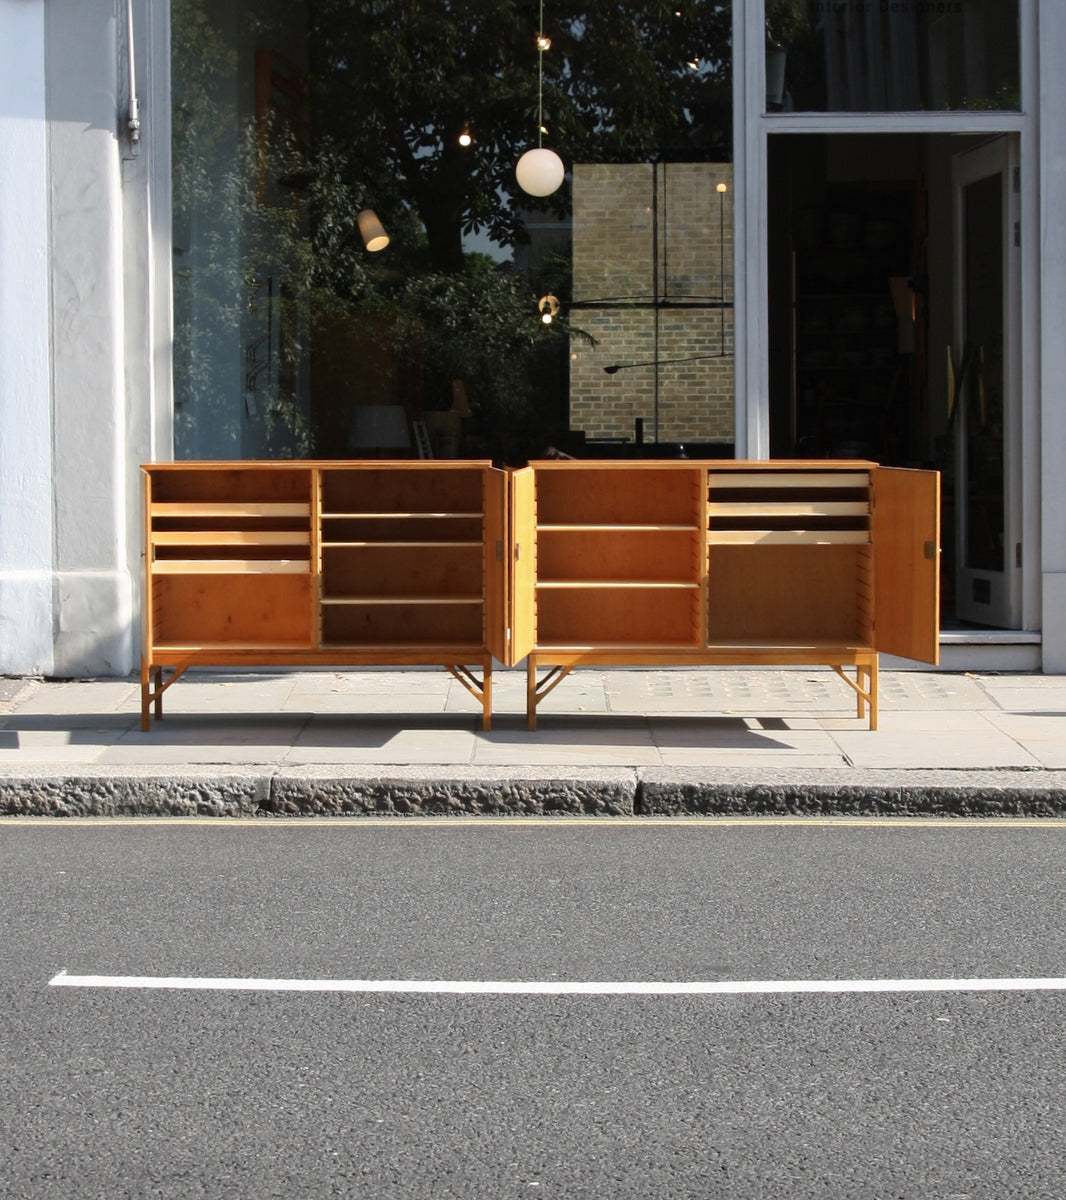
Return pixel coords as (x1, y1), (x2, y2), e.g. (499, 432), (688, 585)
(537, 0), (545, 148)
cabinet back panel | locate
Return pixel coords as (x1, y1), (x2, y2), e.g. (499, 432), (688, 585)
(321, 604), (483, 646)
(536, 587), (699, 646)
(536, 467), (700, 526)
(320, 516), (483, 543)
(321, 468), (483, 514)
(705, 545), (864, 641)
(322, 544), (483, 598)
(149, 469), (311, 503)
(154, 574), (312, 644)
(536, 529), (700, 583)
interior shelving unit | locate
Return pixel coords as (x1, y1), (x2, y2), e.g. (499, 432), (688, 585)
(141, 461), (506, 730)
(511, 460), (939, 730)
(530, 466), (703, 650)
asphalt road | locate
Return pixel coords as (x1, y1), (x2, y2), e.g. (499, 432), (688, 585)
(2, 818), (1066, 1199)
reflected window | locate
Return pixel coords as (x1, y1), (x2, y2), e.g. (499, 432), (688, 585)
(766, 0), (1019, 113)
(170, 0), (733, 463)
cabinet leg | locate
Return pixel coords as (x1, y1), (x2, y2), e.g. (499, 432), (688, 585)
(482, 658), (492, 732)
(833, 661), (878, 730)
(140, 664), (167, 731)
(526, 658), (538, 731)
(868, 656), (879, 731)
(140, 658), (151, 732)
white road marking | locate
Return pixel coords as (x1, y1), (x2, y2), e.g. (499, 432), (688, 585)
(48, 971), (1066, 996)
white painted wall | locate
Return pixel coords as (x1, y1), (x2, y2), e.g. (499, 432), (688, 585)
(0, 0), (138, 677)
(43, 0), (134, 675)
(1038, 0), (1066, 671)
(0, 0), (54, 674)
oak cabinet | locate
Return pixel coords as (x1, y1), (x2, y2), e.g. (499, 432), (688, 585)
(141, 461), (507, 730)
(509, 460), (939, 729)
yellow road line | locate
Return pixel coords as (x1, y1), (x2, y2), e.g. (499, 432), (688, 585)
(4, 815), (1066, 829)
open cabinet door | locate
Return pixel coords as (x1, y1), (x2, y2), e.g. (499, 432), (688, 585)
(483, 466), (510, 664)
(873, 466), (940, 665)
(508, 467), (537, 666)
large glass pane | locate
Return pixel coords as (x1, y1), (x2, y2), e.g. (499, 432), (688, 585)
(961, 171), (1004, 574)
(766, 0), (1019, 113)
(171, 1), (734, 463)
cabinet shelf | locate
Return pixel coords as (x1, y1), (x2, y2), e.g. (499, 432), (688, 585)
(708, 471), (869, 490)
(319, 641), (486, 653)
(538, 523), (698, 533)
(152, 530), (311, 546)
(321, 540), (481, 550)
(709, 501), (867, 518)
(153, 640), (313, 653)
(321, 510), (482, 520)
(533, 640), (699, 652)
(536, 580), (698, 589)
(321, 595), (483, 606)
(708, 530), (870, 546)
(152, 559), (310, 574)
(151, 501), (311, 518)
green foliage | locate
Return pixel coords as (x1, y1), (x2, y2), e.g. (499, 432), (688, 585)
(765, 0), (808, 46)
(308, 0), (732, 266)
(395, 268), (551, 421)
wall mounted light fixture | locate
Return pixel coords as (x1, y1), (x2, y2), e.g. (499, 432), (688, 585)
(603, 353), (722, 375)
(538, 294), (561, 324)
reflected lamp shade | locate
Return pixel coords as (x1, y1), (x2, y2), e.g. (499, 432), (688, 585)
(357, 208), (390, 252)
(516, 147), (565, 197)
(348, 405), (411, 452)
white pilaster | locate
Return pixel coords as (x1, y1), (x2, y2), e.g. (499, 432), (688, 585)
(45, 0), (134, 675)
(1039, 0), (1066, 671)
(0, 0), (54, 674)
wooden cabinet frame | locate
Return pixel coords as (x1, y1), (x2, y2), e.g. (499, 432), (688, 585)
(141, 461), (507, 731)
(508, 460), (939, 730)
(141, 459), (939, 732)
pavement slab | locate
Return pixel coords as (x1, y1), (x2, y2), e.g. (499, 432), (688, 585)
(0, 667), (1065, 817)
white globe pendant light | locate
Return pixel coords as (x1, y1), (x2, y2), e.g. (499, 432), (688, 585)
(516, 147), (565, 197)
(516, 1), (564, 198)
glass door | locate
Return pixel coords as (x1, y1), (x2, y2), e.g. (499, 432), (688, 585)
(951, 137), (1021, 628)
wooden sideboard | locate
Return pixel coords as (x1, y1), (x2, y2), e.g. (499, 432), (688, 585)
(141, 459), (939, 731)
(509, 460), (939, 730)
(141, 461), (506, 730)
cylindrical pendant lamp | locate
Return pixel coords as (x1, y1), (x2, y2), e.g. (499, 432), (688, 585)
(357, 208), (390, 252)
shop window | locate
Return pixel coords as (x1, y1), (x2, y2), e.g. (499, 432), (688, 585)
(170, 0), (734, 463)
(766, 0), (1020, 113)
